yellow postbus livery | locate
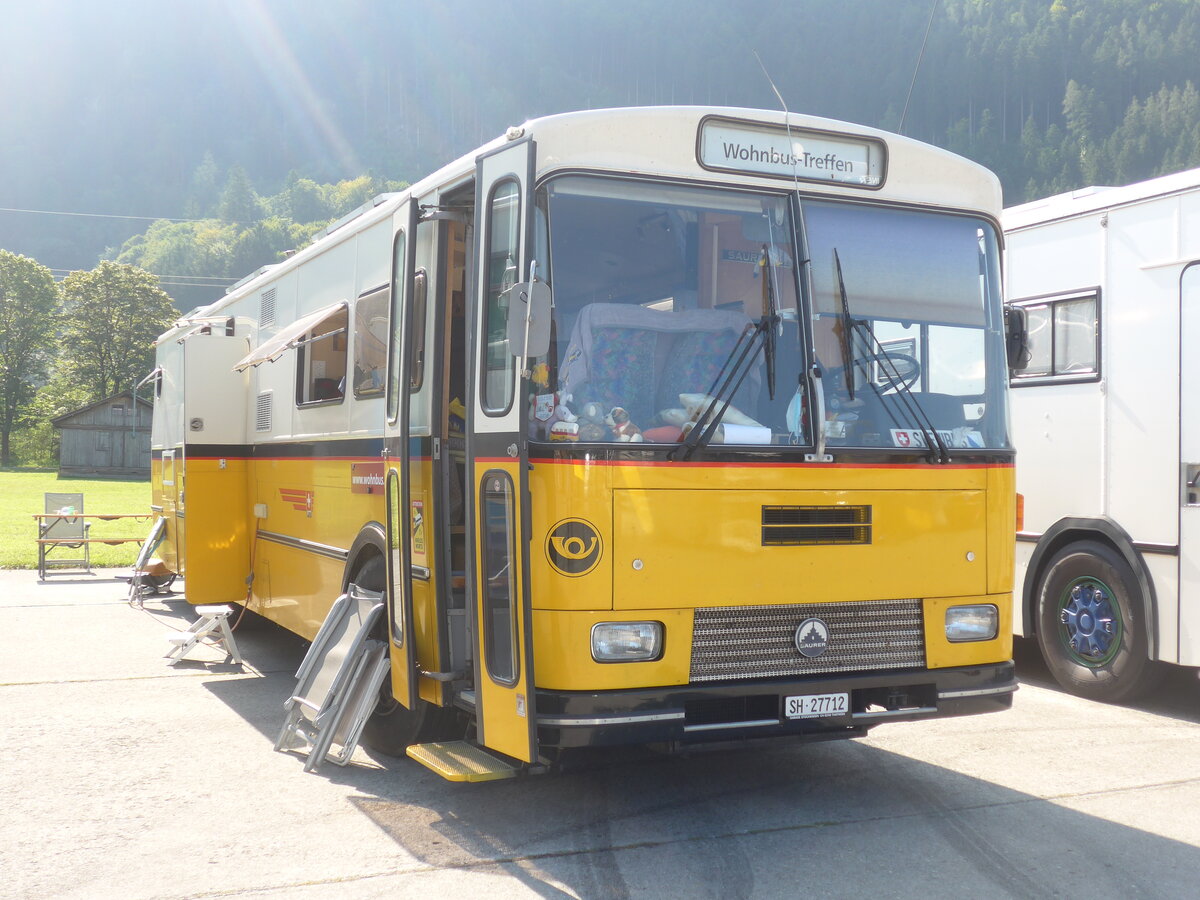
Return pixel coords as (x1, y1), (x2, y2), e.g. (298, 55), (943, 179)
(150, 107), (1017, 779)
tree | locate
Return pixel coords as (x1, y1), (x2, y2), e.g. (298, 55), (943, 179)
(218, 165), (262, 224)
(0, 251), (60, 465)
(186, 151), (221, 219)
(58, 262), (178, 403)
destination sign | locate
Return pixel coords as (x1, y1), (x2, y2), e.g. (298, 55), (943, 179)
(699, 118), (884, 187)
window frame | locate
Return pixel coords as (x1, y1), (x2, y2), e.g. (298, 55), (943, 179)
(479, 469), (519, 686)
(1008, 288), (1102, 387)
(294, 304), (349, 408)
(480, 178), (521, 416)
(386, 229), (407, 424)
(352, 283), (390, 400)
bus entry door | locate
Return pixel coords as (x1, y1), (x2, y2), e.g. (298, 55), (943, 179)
(1180, 264), (1200, 663)
(468, 140), (538, 764)
(383, 204), (420, 714)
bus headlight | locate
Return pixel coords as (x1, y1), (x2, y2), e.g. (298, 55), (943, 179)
(591, 621), (663, 662)
(945, 604), (999, 642)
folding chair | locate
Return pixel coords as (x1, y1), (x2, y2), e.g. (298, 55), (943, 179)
(274, 586), (390, 772)
(38, 492), (90, 579)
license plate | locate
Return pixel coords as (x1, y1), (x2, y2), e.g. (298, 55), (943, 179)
(784, 692), (849, 719)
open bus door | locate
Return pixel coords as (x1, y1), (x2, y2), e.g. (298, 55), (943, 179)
(1180, 263), (1200, 655)
(383, 201), (420, 715)
(467, 139), (539, 764)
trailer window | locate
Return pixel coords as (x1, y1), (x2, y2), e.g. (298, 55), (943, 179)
(295, 306), (348, 405)
(1010, 290), (1099, 385)
(353, 286), (389, 398)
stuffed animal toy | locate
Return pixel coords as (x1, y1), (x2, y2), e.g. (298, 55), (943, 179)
(531, 391), (577, 440)
(549, 420), (580, 441)
(606, 407), (644, 442)
(575, 401), (609, 442)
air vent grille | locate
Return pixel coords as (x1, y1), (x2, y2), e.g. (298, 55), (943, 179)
(255, 391), (273, 432)
(690, 599), (925, 681)
(762, 505), (871, 546)
(259, 287), (276, 327)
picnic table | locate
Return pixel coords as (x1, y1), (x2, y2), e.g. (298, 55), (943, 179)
(35, 512), (154, 579)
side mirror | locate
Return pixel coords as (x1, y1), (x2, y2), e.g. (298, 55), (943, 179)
(1004, 305), (1031, 372)
(506, 281), (552, 358)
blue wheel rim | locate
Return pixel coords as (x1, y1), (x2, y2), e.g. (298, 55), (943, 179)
(1057, 576), (1122, 667)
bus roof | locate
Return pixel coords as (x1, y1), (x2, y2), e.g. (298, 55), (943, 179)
(162, 106), (1000, 341)
(1004, 165), (1200, 232)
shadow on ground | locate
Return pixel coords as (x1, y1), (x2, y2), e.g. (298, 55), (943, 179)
(192, 619), (1200, 899)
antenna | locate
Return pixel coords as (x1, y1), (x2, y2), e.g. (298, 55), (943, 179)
(754, 50), (790, 119)
(900, 0), (940, 134)
(753, 50), (800, 198)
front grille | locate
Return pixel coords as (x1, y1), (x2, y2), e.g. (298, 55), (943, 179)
(762, 505), (871, 546)
(690, 600), (925, 682)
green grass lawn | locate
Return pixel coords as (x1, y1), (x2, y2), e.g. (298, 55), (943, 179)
(1, 470), (154, 569)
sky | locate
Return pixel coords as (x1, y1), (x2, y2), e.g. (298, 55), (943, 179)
(0, 0), (928, 272)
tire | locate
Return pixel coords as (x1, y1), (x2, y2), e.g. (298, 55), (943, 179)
(1035, 540), (1163, 703)
(349, 555), (462, 756)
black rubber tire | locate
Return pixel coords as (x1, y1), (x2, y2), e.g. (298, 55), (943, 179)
(349, 555), (462, 756)
(1035, 540), (1163, 703)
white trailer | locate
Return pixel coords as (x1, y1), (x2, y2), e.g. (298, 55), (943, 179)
(1004, 169), (1200, 701)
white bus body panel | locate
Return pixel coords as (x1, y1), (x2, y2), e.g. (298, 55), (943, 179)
(183, 335), (250, 445)
(1005, 168), (1200, 665)
(152, 339), (185, 453)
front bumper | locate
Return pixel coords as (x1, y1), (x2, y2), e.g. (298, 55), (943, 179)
(535, 661), (1016, 749)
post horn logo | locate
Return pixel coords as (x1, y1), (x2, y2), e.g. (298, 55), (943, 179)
(546, 518), (602, 577)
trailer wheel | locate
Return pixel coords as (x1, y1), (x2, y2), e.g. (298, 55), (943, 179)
(348, 555), (461, 756)
(1035, 541), (1162, 703)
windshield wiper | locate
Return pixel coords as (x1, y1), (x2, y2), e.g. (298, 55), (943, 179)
(832, 249), (857, 402)
(761, 244), (780, 400)
(830, 249), (950, 464)
(673, 245), (780, 461)
(860, 327), (951, 464)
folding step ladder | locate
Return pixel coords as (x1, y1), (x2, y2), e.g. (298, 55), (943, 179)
(274, 586), (391, 773)
(165, 605), (242, 665)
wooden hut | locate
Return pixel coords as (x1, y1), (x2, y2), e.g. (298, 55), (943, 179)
(52, 390), (152, 477)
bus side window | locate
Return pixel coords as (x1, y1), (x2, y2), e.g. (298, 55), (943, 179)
(482, 180), (520, 414)
(353, 285), (389, 398)
(296, 306), (348, 405)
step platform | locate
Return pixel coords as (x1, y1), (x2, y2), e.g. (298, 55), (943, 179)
(165, 604), (242, 665)
(406, 741), (520, 782)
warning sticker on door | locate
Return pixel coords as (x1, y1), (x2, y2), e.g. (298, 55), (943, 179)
(411, 500), (426, 557)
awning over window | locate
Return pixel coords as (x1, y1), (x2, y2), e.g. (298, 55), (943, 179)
(232, 301), (346, 372)
(134, 367), (162, 390)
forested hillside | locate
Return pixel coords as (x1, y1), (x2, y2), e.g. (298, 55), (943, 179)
(3, 0), (1200, 308)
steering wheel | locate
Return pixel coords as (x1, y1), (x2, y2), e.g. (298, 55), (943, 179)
(823, 351), (922, 397)
(874, 351), (921, 391)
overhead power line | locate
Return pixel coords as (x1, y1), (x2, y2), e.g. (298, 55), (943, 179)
(48, 268), (235, 282)
(0, 205), (208, 224)
(46, 267), (238, 290)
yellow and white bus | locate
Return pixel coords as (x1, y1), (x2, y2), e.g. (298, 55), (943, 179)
(151, 107), (1017, 779)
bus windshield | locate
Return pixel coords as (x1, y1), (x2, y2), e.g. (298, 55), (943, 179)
(535, 175), (1009, 451)
(805, 201), (1010, 451)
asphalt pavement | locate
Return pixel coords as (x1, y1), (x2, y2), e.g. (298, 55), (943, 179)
(3, 567), (1199, 900)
